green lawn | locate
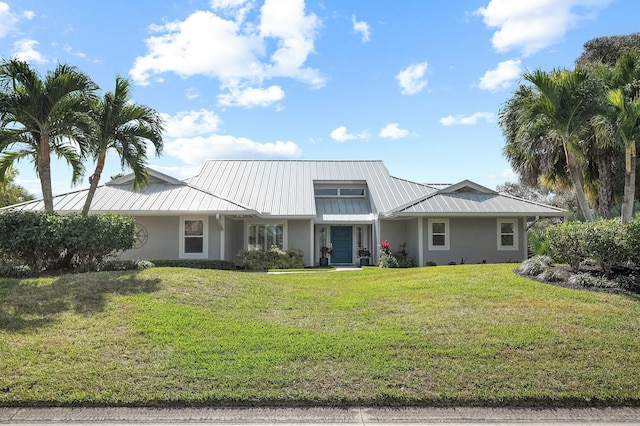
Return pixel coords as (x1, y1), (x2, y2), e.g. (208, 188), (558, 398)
(1, 264), (639, 406)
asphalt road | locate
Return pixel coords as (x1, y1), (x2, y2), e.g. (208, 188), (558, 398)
(1, 406), (640, 425)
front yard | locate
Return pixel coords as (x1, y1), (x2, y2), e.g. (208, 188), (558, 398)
(1, 264), (639, 406)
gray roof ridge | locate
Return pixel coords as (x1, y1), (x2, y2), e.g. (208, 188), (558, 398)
(389, 175), (441, 190)
(0, 186), (92, 210)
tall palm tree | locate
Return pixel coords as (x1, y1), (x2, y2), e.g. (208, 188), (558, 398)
(0, 59), (98, 212)
(522, 68), (596, 221)
(81, 76), (164, 215)
(604, 89), (640, 222)
(592, 50), (640, 222)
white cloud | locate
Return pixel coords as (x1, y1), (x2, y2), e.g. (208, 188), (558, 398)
(165, 135), (301, 164)
(23, 10), (34, 20)
(379, 123), (409, 140)
(475, 0), (611, 56)
(352, 15), (371, 43)
(130, 0), (323, 108)
(64, 45), (87, 58)
(217, 84), (284, 107)
(162, 110), (222, 138)
(0, 2), (18, 38)
(210, 0), (255, 22)
(479, 59), (521, 91)
(330, 126), (368, 142)
(440, 112), (495, 126)
(396, 62), (428, 95)
(186, 88), (200, 99)
(13, 39), (47, 63)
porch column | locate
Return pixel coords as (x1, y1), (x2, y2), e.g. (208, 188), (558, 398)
(310, 220), (315, 267)
(418, 217), (424, 267)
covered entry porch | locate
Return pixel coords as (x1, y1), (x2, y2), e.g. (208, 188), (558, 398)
(315, 224), (374, 266)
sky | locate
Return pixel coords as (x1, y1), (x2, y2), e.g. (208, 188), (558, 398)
(1, 0), (639, 198)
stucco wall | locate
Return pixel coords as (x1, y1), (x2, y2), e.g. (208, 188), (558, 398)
(121, 216), (179, 260)
(423, 217), (525, 265)
(379, 219), (408, 253)
(288, 219), (312, 266)
(225, 217), (244, 265)
(207, 216), (222, 260)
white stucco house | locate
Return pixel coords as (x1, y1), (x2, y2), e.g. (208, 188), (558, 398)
(4, 160), (568, 266)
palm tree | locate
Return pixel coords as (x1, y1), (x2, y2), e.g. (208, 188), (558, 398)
(604, 89), (640, 222)
(0, 59), (98, 212)
(0, 59), (97, 212)
(521, 68), (596, 221)
(81, 76), (164, 215)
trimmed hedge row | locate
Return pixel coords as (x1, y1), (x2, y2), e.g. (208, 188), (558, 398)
(0, 210), (135, 274)
(151, 259), (236, 270)
(546, 219), (640, 271)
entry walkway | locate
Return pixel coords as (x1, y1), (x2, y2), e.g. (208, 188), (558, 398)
(1, 406), (640, 425)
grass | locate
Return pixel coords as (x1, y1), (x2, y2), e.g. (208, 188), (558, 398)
(1, 264), (639, 407)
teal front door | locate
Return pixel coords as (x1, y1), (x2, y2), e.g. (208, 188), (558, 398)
(331, 226), (353, 264)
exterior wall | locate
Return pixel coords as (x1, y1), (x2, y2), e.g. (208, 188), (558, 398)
(422, 217), (525, 265)
(379, 219), (419, 265)
(288, 219), (312, 266)
(225, 217), (244, 265)
(208, 216), (222, 260)
(121, 216), (179, 260)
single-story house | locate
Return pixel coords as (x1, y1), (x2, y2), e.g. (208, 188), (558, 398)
(4, 160), (567, 266)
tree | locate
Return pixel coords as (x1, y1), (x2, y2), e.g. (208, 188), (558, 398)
(0, 166), (34, 207)
(0, 59), (98, 212)
(81, 76), (164, 215)
(576, 33), (640, 67)
(517, 68), (596, 220)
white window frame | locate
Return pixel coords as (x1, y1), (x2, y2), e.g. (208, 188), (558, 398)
(179, 216), (208, 259)
(247, 223), (285, 251)
(428, 218), (450, 251)
(497, 219), (519, 251)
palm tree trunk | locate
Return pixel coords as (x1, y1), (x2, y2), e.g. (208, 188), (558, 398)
(596, 155), (614, 218)
(622, 142), (637, 223)
(38, 134), (54, 213)
(565, 148), (594, 221)
(81, 150), (106, 215)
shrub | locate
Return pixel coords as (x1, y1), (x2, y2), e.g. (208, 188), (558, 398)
(378, 253), (399, 268)
(538, 267), (564, 282)
(546, 219), (639, 271)
(518, 255), (553, 276)
(237, 247), (305, 271)
(0, 211), (135, 273)
(568, 273), (615, 288)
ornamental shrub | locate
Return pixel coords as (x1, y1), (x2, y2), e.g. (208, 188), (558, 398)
(518, 255), (553, 276)
(546, 221), (587, 271)
(237, 247), (305, 270)
(0, 210), (135, 274)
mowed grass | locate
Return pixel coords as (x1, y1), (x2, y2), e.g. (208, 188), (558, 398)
(1, 264), (639, 407)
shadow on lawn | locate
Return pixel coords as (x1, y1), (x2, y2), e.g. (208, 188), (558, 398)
(0, 271), (160, 331)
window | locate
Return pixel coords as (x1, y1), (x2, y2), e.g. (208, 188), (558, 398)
(428, 218), (449, 250)
(314, 188), (338, 196)
(248, 224), (283, 250)
(314, 188), (366, 197)
(497, 219), (518, 250)
(339, 188), (365, 196)
(180, 217), (208, 258)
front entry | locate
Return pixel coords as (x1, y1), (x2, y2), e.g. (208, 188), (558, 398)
(331, 226), (353, 264)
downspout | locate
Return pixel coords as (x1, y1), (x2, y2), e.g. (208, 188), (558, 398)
(216, 214), (225, 260)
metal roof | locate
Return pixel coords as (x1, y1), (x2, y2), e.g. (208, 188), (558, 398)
(392, 191), (568, 217)
(5, 182), (250, 214)
(3, 161), (568, 218)
(315, 198), (374, 222)
(186, 160), (439, 216)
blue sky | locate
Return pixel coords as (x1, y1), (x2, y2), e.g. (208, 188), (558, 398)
(1, 0), (638, 197)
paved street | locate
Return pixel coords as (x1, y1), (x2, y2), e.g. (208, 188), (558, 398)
(2, 406), (640, 425)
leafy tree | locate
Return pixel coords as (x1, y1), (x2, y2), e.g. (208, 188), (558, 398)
(0, 166), (33, 207)
(576, 33), (640, 67)
(81, 76), (164, 215)
(0, 59), (98, 212)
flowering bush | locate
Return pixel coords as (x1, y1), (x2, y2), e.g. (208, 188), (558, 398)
(380, 240), (391, 255)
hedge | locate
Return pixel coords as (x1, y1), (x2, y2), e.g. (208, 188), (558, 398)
(546, 218), (640, 271)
